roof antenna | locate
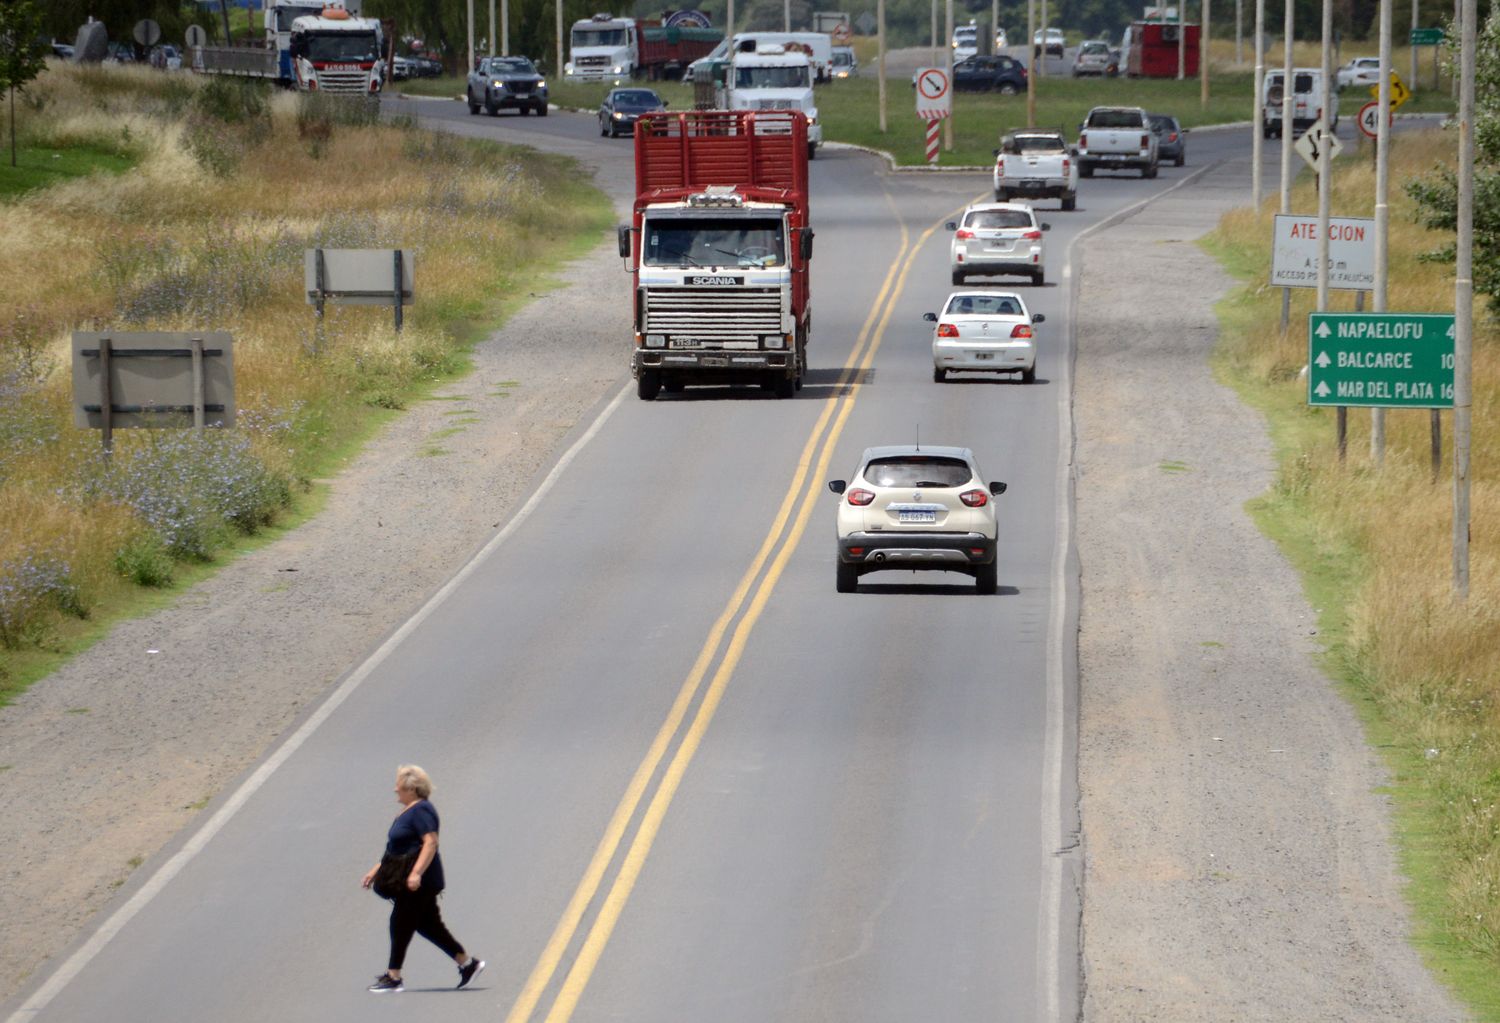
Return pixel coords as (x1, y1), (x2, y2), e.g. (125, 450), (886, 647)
(915, 424), (921, 451)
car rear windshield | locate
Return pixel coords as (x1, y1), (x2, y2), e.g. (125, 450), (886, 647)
(1087, 109), (1144, 128)
(1007, 134), (1065, 153)
(1147, 115), (1175, 130)
(946, 294), (1023, 316)
(964, 209), (1033, 229)
(862, 456), (974, 488)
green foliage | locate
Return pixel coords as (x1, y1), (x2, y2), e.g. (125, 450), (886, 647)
(0, 0), (46, 166)
(1405, 8), (1500, 306)
(182, 77), (271, 177)
(113, 534), (174, 588)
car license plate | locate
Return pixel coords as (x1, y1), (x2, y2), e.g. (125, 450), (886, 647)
(1020, 180), (1041, 189)
(976, 352), (993, 360)
(703, 356), (729, 367)
(898, 510), (936, 523)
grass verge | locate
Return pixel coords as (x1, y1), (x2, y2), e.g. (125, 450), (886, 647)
(1203, 124), (1500, 1017)
(0, 142), (136, 199)
(0, 65), (613, 704)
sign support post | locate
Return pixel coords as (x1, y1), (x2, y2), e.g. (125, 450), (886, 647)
(1454, 0), (1476, 600)
(99, 338), (114, 461)
(190, 337), (205, 433)
(1278, 0), (1295, 332)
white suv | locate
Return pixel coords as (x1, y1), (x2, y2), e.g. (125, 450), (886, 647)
(828, 446), (1007, 594)
(948, 202), (1050, 286)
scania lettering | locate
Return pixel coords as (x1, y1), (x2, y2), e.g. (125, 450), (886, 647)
(621, 111), (813, 400)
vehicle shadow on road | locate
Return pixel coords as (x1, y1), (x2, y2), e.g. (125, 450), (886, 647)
(941, 376), (1051, 386)
(853, 582), (1020, 596)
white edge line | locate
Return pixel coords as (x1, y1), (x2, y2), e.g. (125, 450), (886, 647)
(1039, 163), (1222, 1022)
(6, 382), (632, 1023)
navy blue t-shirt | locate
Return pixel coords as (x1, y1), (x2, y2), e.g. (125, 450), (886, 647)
(385, 799), (445, 893)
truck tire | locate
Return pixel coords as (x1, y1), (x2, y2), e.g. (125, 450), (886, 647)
(772, 373), (795, 399)
(1032, 268), (1045, 286)
(1079, 163), (1093, 178)
(933, 366), (947, 382)
(974, 560), (998, 595)
(467, 93), (480, 115)
(994, 189), (1009, 202)
(836, 561), (859, 594)
(1143, 161), (1158, 179)
(951, 270), (965, 286)
(637, 370), (662, 400)
(808, 143), (817, 160)
(1061, 192), (1076, 211)
(1175, 152), (1185, 167)
(1021, 364), (1036, 384)
(537, 103), (549, 116)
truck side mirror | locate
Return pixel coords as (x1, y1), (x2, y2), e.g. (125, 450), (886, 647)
(922, 312), (937, 321)
(828, 480), (847, 494)
(800, 230), (814, 260)
(993, 148), (1001, 157)
(617, 226), (631, 258)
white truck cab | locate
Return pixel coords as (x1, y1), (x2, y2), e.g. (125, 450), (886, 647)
(566, 13), (638, 83)
(288, 8), (385, 94)
(716, 43), (821, 158)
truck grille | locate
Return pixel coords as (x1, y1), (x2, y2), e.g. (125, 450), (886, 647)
(644, 287), (783, 344)
(316, 69), (368, 94)
(576, 55), (610, 67)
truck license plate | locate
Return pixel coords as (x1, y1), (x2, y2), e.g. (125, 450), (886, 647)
(898, 510), (936, 523)
(703, 356), (729, 367)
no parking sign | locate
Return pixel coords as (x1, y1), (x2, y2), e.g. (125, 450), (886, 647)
(914, 67), (951, 120)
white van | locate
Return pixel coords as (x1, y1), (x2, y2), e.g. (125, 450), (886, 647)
(1262, 67), (1339, 138)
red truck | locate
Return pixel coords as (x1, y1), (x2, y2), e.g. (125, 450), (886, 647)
(1125, 20), (1200, 78)
(638, 24), (723, 80)
(618, 110), (814, 400)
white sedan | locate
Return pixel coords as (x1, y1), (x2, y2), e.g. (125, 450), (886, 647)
(926, 290), (1044, 383)
(948, 201), (1050, 286)
(828, 445), (1007, 593)
(1336, 56), (1382, 89)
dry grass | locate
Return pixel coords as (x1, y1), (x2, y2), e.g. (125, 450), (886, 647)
(0, 65), (611, 683)
(1208, 126), (1500, 991)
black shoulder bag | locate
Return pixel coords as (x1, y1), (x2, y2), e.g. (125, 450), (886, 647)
(372, 851), (418, 900)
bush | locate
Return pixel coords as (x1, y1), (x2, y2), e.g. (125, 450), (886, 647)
(113, 533), (174, 588)
(183, 78), (272, 176)
(0, 551), (84, 650)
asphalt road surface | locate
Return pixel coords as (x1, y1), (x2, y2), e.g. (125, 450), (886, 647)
(7, 105), (1326, 1023)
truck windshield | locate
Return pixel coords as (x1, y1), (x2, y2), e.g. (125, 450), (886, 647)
(275, 5), (324, 32)
(573, 28), (627, 47)
(300, 31), (380, 62)
(643, 217), (786, 268)
(735, 65), (809, 88)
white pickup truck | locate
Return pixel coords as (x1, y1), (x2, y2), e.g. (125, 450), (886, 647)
(993, 130), (1079, 210)
(1076, 106), (1158, 179)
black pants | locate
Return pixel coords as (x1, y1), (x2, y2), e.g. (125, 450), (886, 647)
(388, 888), (465, 970)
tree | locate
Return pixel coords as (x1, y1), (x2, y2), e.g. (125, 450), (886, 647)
(0, 0), (46, 169)
(1405, 7), (1500, 305)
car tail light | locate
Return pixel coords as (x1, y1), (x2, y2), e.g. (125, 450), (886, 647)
(1011, 324), (1033, 338)
(937, 323), (959, 338)
(848, 546), (865, 556)
(1022, 229), (1042, 240)
(846, 488), (876, 506)
(1078, 132), (1087, 147)
(1140, 134), (1150, 149)
(1061, 157), (1069, 173)
(955, 228), (975, 239)
(1168, 132), (1179, 142)
(960, 489), (989, 507)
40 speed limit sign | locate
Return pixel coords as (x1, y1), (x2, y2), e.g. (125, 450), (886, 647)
(1358, 100), (1391, 139)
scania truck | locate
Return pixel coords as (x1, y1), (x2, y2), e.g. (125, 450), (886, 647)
(619, 110), (814, 400)
(714, 42), (821, 158)
(192, 0), (385, 95)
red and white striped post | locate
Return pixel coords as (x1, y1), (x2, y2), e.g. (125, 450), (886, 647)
(925, 118), (941, 164)
(914, 66), (952, 166)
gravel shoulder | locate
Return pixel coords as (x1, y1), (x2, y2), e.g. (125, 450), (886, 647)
(1073, 161), (1467, 1020)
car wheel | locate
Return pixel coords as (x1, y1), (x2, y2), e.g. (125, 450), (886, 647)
(1079, 164), (1093, 178)
(951, 270), (965, 286)
(998, 82), (1018, 95)
(1033, 268), (1045, 286)
(637, 370), (662, 400)
(836, 561), (859, 594)
(467, 93), (480, 114)
(1021, 365), (1036, 384)
(934, 366), (947, 383)
(974, 560), (998, 595)
(808, 142), (817, 160)
(486, 103), (498, 115)
(1143, 161), (1158, 179)
(600, 119), (607, 135)
(1175, 153), (1185, 167)
(537, 104), (548, 116)
(1061, 192), (1076, 211)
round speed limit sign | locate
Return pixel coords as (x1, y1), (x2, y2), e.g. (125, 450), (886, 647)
(1358, 100), (1390, 138)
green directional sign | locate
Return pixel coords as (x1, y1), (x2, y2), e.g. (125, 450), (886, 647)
(1308, 312), (1455, 408)
(1410, 27), (1445, 45)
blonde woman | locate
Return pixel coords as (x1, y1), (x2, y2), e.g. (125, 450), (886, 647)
(360, 765), (484, 993)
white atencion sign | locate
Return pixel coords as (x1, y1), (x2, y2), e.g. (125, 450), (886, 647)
(1270, 214), (1375, 291)
(915, 66), (951, 120)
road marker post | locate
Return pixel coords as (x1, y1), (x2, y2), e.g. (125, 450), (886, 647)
(925, 118), (941, 163)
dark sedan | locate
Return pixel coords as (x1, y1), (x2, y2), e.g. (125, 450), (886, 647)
(1147, 113), (1187, 166)
(466, 56), (548, 117)
(598, 88), (667, 137)
(952, 54), (1027, 94)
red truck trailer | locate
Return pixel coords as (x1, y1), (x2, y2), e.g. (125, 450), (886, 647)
(1126, 20), (1199, 78)
(619, 110), (814, 400)
(638, 24), (723, 80)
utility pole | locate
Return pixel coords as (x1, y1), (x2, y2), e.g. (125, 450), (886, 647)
(932, 0), (939, 63)
(1253, 0), (1265, 205)
(945, 0), (955, 151)
(1026, 0), (1036, 126)
(1410, 0), (1418, 88)
(1237, 0), (1243, 64)
(502, 0), (509, 55)
(1040, 0), (1048, 76)
(1178, 0), (1186, 79)
(1317, 0), (1338, 455)
(1279, 0), (1295, 332)
(467, 0), (475, 73)
(1201, 0), (1211, 107)
(489, 0), (495, 55)
(878, 0), (888, 132)
(555, 0), (563, 82)
(784, 0), (791, 31)
(727, 0), (735, 37)
(992, 0), (1000, 52)
(1454, 0), (1476, 597)
(1372, 0), (1392, 464)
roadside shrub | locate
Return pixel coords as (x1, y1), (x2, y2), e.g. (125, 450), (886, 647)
(113, 533), (174, 588)
(183, 78), (272, 177)
(0, 551), (85, 650)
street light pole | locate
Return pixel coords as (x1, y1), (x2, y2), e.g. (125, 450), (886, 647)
(1201, 0), (1211, 107)
(1026, 0), (1036, 127)
(489, 0), (495, 55)
(1279, 0), (1295, 332)
(502, 0), (509, 54)
(1252, 0), (1264, 206)
(1178, 0), (1186, 80)
(945, 0), (954, 151)
(555, 0), (562, 84)
(467, 0), (475, 74)
(878, 0), (888, 132)
(1372, 0), (1392, 464)
(1453, 0), (1476, 598)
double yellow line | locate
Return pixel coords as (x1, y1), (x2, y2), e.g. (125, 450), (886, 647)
(504, 195), (970, 1023)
